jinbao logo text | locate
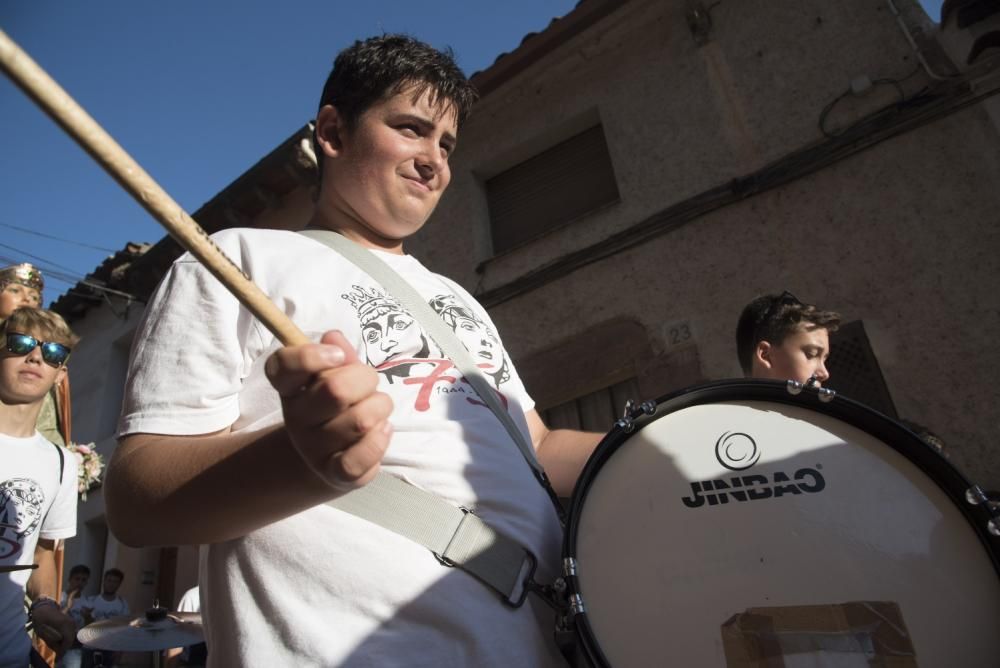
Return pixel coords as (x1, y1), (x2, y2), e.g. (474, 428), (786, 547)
(681, 429), (827, 508)
(680, 468), (825, 508)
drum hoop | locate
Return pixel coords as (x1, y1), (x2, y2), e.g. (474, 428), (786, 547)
(561, 378), (1000, 668)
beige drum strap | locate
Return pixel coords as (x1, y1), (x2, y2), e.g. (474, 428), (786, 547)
(329, 472), (537, 606)
(300, 228), (552, 606)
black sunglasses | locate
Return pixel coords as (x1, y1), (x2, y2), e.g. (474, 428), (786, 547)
(6, 332), (71, 368)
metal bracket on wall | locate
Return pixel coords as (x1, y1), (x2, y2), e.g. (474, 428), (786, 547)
(686, 1), (715, 46)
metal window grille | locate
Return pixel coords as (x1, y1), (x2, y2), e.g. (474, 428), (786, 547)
(825, 320), (898, 418)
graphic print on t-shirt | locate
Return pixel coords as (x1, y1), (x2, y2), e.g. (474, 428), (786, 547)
(0, 477), (44, 560)
(341, 284), (511, 412)
(428, 294), (511, 388)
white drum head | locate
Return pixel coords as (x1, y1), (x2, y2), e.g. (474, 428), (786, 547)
(568, 390), (1000, 667)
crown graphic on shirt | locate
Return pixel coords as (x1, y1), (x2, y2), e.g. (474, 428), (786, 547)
(341, 284), (406, 325)
(428, 293), (480, 322)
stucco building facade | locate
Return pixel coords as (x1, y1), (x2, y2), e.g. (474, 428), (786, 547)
(51, 0), (999, 644)
(409, 0), (1000, 485)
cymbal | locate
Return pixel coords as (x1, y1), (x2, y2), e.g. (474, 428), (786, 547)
(78, 608), (203, 651)
(0, 563), (38, 573)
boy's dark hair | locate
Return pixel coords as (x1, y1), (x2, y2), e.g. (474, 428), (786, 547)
(314, 34), (478, 179)
(105, 568), (124, 579)
(69, 564), (91, 577)
(736, 292), (841, 375)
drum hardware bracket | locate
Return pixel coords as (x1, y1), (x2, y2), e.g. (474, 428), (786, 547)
(616, 399), (657, 433)
(523, 577), (570, 612)
(480, 549), (567, 612)
(553, 609), (582, 664)
(965, 485), (1000, 536)
(785, 380), (836, 403)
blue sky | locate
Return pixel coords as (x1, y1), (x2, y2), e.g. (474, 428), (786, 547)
(0, 1), (944, 304)
(0, 1), (578, 301)
(922, 0), (944, 20)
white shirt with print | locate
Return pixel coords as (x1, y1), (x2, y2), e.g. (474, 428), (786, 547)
(0, 432), (77, 668)
(74, 592), (130, 622)
(118, 228), (565, 667)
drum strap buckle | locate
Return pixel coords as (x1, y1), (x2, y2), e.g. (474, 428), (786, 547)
(328, 473), (560, 610)
(427, 504), (547, 609)
(435, 508), (567, 610)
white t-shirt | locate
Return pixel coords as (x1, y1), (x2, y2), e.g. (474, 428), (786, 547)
(118, 229), (565, 667)
(71, 592), (130, 622)
(0, 432), (78, 668)
(175, 587), (205, 664)
(177, 586), (200, 613)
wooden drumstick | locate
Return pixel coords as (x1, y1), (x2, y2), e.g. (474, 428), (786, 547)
(0, 28), (309, 347)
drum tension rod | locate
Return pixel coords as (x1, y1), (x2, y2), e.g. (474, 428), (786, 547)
(965, 485), (1000, 537)
(785, 379), (836, 403)
(616, 399), (657, 433)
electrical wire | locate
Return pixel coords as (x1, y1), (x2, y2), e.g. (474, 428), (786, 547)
(0, 221), (117, 252)
(886, 0), (959, 82)
(0, 242), (141, 300)
(0, 244), (83, 279)
(818, 65), (921, 138)
(0, 253), (138, 300)
(0, 253), (83, 288)
(478, 70), (999, 307)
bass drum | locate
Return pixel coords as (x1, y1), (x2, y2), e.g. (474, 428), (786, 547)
(561, 380), (1000, 667)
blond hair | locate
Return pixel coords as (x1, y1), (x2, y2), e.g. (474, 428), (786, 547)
(1, 307), (80, 348)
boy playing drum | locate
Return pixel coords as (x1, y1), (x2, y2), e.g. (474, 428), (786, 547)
(109, 35), (602, 666)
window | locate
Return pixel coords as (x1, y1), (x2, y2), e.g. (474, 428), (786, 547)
(486, 125), (620, 254)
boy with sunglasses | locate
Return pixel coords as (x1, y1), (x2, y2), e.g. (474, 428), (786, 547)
(0, 263), (71, 449)
(736, 291), (841, 386)
(112, 35), (603, 666)
(0, 307), (80, 666)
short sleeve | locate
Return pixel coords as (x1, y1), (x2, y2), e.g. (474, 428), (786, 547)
(117, 253), (251, 437)
(39, 447), (77, 540)
(177, 587), (200, 613)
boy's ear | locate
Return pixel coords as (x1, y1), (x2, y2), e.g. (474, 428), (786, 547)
(53, 364), (68, 388)
(754, 340), (772, 370)
(314, 105), (345, 159)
